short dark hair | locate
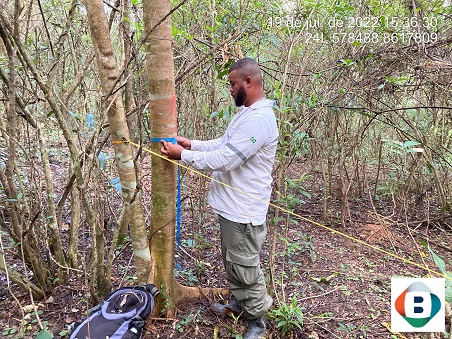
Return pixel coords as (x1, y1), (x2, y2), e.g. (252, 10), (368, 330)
(229, 57), (259, 73)
(228, 58), (262, 81)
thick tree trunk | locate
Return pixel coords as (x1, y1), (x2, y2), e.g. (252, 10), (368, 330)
(142, 0), (230, 317)
(84, 0), (151, 285)
(142, 0), (178, 316)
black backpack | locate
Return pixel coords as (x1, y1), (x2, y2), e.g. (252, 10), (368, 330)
(69, 284), (159, 339)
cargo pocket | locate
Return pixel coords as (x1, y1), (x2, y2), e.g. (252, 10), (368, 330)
(225, 248), (260, 286)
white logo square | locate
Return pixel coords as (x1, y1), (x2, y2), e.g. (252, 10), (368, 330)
(391, 278), (445, 332)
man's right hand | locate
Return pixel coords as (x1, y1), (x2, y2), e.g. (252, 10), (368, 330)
(177, 136), (191, 150)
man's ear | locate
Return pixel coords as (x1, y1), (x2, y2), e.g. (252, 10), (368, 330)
(245, 75), (252, 87)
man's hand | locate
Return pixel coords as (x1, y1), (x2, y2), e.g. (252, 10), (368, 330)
(161, 140), (184, 160)
(177, 136), (191, 150)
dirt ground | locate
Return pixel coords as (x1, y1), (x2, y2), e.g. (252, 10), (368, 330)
(1, 165), (451, 338)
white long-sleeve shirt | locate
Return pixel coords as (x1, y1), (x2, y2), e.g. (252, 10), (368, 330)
(181, 99), (278, 225)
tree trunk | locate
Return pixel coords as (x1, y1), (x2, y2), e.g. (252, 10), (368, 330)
(142, 0), (230, 317)
(0, 13), (53, 294)
(142, 0), (178, 316)
(122, 0), (136, 138)
(84, 0), (151, 286)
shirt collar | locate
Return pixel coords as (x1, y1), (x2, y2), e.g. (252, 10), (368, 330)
(238, 99), (274, 111)
(248, 98), (274, 110)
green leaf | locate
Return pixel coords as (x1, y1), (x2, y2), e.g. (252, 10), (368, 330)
(310, 272), (337, 282)
(36, 329), (53, 339)
(446, 272), (452, 287)
(272, 217), (284, 224)
(385, 76), (408, 85)
(172, 25), (181, 37)
(426, 245), (446, 274)
(340, 59), (355, 67)
(403, 140), (420, 149)
(445, 288), (452, 302)
(216, 59), (233, 79)
(204, 25), (218, 32)
(310, 250), (317, 262)
(217, 68), (229, 79)
(301, 191), (311, 198)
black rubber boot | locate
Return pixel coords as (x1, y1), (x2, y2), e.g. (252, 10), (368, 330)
(210, 299), (242, 317)
(243, 317), (266, 339)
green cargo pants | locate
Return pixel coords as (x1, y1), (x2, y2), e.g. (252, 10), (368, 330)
(219, 215), (273, 319)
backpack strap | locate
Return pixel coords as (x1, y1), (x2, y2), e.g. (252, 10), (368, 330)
(128, 320), (146, 335)
(145, 284), (160, 297)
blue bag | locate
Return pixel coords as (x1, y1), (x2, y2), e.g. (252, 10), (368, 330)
(69, 284), (159, 339)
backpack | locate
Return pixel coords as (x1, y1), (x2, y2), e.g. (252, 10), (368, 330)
(69, 284), (159, 339)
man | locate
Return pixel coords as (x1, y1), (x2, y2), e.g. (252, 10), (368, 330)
(161, 57), (278, 339)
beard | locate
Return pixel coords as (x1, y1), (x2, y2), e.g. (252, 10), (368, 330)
(234, 85), (247, 107)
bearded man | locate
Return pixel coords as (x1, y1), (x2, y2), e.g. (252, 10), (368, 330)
(161, 57), (278, 339)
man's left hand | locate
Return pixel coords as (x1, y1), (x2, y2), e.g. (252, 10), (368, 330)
(161, 140), (184, 160)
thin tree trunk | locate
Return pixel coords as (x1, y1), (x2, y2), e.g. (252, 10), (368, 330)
(68, 169), (81, 268)
(0, 12), (99, 292)
(123, 0), (135, 136)
(0, 13), (53, 294)
(37, 123), (68, 278)
(117, 0), (135, 244)
(84, 0), (151, 286)
(0, 233), (45, 299)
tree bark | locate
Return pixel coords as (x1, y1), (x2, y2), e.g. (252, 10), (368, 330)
(1, 10), (99, 291)
(0, 13), (54, 294)
(142, 0), (230, 317)
(122, 0), (135, 137)
(84, 0), (151, 286)
(142, 0), (179, 316)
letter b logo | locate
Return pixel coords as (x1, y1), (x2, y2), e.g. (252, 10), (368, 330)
(392, 278), (445, 332)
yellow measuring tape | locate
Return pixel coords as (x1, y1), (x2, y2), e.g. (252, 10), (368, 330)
(116, 138), (448, 279)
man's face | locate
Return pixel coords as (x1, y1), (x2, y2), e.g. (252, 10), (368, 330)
(228, 70), (247, 107)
